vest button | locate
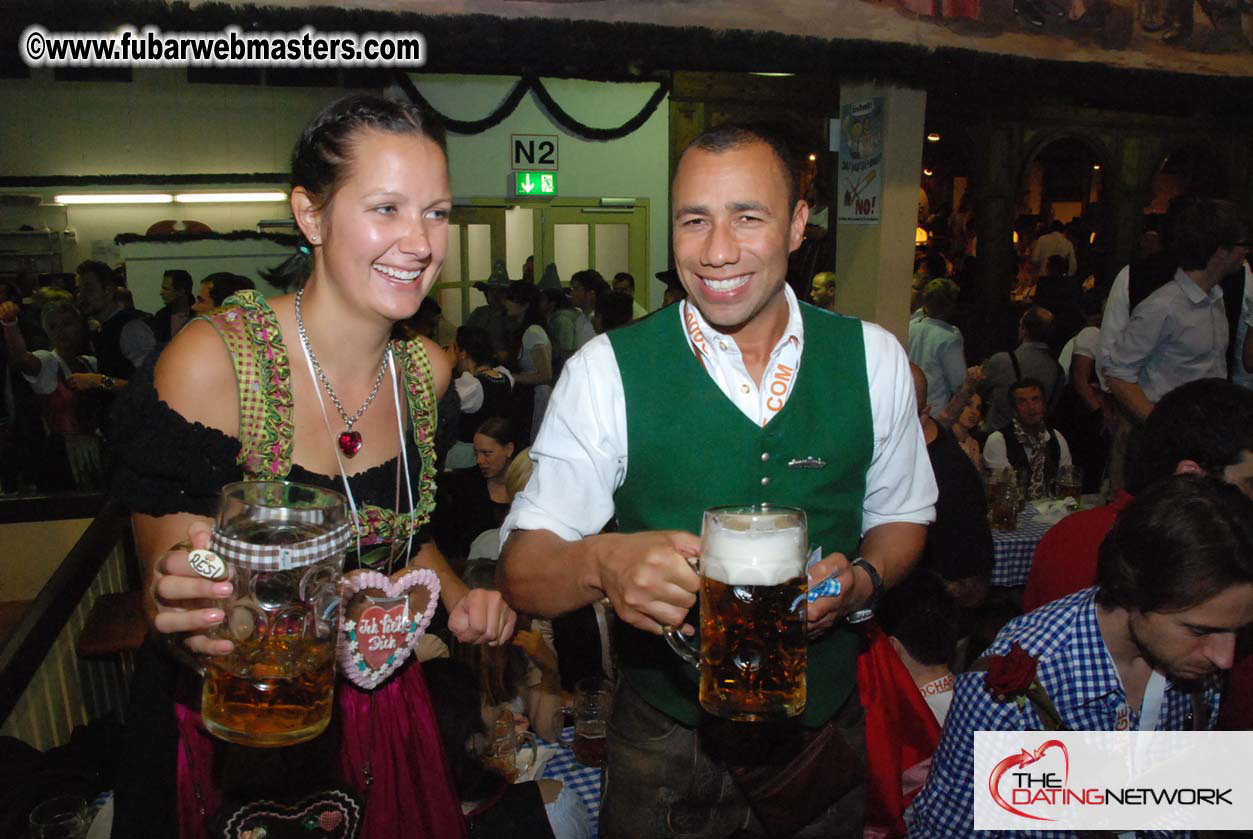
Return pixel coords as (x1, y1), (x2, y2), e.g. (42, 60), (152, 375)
(760, 476), (770, 487)
(761, 452), (770, 462)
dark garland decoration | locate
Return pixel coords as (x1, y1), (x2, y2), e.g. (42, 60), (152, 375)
(1, 0), (1251, 119)
(113, 230), (300, 246)
(393, 71), (670, 140)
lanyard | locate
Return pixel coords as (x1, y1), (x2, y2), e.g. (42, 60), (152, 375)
(1116, 670), (1168, 839)
(680, 300), (799, 427)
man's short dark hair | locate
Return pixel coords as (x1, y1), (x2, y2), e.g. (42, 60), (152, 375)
(1129, 378), (1253, 493)
(1019, 305), (1053, 342)
(1044, 254), (1069, 277)
(613, 272), (635, 292)
(570, 268), (609, 299)
(1008, 377), (1046, 407)
(455, 325), (495, 367)
(163, 269), (193, 295)
(1173, 198), (1249, 271)
(1096, 474), (1253, 614)
(202, 272), (255, 306)
(684, 122), (801, 212)
(877, 570), (959, 668)
(77, 260), (116, 287)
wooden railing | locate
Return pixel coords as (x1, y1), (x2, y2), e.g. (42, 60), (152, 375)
(0, 493), (140, 749)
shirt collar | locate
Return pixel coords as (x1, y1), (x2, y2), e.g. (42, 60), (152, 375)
(1066, 589), (1186, 710)
(1174, 267), (1224, 305)
(682, 283), (804, 359)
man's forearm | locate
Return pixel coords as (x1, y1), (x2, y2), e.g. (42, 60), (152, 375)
(498, 528), (607, 617)
(858, 521), (928, 592)
(1106, 376), (1154, 423)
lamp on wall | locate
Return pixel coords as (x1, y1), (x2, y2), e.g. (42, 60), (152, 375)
(915, 226), (928, 245)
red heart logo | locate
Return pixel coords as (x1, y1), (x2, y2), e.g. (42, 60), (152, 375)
(989, 739), (1069, 821)
(355, 603), (410, 670)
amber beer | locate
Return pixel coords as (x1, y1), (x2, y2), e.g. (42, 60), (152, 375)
(572, 720), (608, 767)
(665, 506), (808, 722)
(202, 635), (336, 747)
(699, 572), (807, 720)
(202, 482), (348, 748)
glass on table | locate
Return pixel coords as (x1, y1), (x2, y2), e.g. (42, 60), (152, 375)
(554, 676), (613, 768)
(1054, 464), (1084, 506)
(29, 795), (92, 839)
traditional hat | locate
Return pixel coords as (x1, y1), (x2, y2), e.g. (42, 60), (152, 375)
(472, 259), (510, 291)
(536, 263), (563, 291)
(655, 268), (682, 291)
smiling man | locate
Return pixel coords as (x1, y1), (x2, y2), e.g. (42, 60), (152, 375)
(910, 474), (1253, 838)
(498, 124), (936, 838)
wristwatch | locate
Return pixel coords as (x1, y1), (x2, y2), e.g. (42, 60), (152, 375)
(849, 557), (883, 612)
(99, 375), (116, 391)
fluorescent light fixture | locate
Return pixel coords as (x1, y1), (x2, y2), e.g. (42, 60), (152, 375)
(175, 191), (288, 204)
(54, 193), (173, 204)
(926, 133), (941, 142)
(750, 72), (794, 77)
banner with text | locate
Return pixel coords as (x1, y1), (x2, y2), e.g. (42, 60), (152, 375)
(837, 97), (883, 226)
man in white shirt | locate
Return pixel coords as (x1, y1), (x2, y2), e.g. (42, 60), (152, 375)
(1103, 200), (1248, 489)
(613, 271), (649, 321)
(1030, 220), (1077, 276)
(983, 378), (1073, 500)
(498, 124), (936, 838)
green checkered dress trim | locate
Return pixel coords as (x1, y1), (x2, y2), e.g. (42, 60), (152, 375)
(198, 292), (438, 545)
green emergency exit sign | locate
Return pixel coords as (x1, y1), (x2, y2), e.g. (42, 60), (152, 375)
(515, 171), (557, 196)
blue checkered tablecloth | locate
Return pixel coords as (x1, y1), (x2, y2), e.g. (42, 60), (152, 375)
(540, 736), (603, 835)
(990, 507), (1055, 587)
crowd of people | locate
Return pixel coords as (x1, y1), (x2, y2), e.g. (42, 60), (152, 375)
(4, 89), (1253, 839)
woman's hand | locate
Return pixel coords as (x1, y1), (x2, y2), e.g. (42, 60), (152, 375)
(148, 520), (235, 656)
(447, 587), (517, 646)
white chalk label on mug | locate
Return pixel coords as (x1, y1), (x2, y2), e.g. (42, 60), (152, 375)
(188, 549), (226, 581)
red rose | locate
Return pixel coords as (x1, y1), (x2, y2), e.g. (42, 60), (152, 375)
(985, 642), (1039, 696)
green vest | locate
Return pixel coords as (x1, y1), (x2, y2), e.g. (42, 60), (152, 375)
(608, 302), (874, 728)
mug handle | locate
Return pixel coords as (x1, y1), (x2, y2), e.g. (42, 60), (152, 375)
(515, 731), (539, 776)
(663, 626), (700, 669)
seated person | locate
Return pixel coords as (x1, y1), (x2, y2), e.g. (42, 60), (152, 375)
(1022, 378), (1253, 611)
(424, 657), (592, 839)
(982, 377), (1072, 500)
(446, 325), (513, 469)
(879, 570), (961, 727)
(432, 417), (517, 561)
(911, 364), (993, 611)
(949, 390), (984, 473)
(909, 474), (1253, 837)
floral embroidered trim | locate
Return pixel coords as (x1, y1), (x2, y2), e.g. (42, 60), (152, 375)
(391, 336), (438, 529)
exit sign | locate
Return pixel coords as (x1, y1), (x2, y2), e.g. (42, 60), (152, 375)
(515, 171), (557, 197)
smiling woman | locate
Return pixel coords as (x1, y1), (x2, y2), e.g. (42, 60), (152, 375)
(108, 94), (518, 839)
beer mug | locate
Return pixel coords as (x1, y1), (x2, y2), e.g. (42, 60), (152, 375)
(483, 705), (539, 782)
(201, 481), (351, 747)
(664, 505), (808, 721)
(553, 676), (612, 767)
(1054, 464), (1084, 506)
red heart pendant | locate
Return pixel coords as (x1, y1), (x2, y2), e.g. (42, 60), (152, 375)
(355, 603), (411, 670)
(337, 430), (363, 457)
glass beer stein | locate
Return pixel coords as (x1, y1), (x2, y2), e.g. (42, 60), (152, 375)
(664, 505), (808, 721)
(201, 481), (351, 747)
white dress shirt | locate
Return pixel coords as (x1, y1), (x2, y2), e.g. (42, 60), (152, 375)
(982, 427), (1073, 472)
(502, 285), (937, 543)
(1102, 268), (1228, 403)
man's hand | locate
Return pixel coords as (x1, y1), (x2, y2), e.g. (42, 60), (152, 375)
(448, 587), (518, 646)
(0, 300), (19, 323)
(594, 530), (701, 636)
(803, 552), (875, 636)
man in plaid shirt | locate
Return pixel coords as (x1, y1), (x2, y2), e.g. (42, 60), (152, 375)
(909, 474), (1253, 838)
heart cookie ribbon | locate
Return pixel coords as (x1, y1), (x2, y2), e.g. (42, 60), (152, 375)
(337, 568), (440, 690)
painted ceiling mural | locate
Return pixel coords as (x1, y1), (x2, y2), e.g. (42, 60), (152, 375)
(237, 0), (1253, 77)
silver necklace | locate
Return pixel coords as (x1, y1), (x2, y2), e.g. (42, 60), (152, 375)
(294, 285), (389, 458)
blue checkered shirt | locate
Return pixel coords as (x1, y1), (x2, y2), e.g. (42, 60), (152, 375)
(908, 588), (1221, 838)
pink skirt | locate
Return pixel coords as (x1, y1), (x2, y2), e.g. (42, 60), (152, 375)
(176, 658), (467, 839)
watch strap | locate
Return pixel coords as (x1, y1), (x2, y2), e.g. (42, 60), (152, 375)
(849, 557), (883, 611)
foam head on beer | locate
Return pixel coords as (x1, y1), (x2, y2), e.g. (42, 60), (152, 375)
(703, 515), (806, 586)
